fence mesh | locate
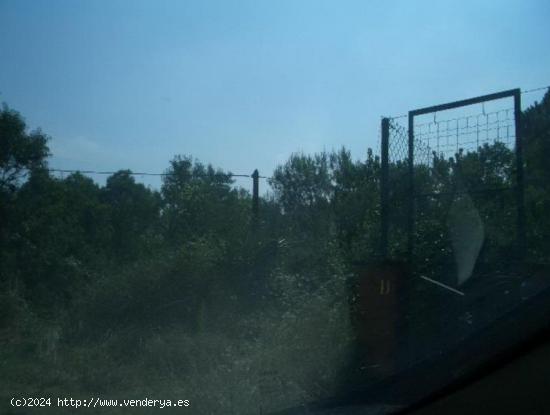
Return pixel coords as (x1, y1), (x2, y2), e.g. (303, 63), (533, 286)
(384, 94), (522, 285)
(385, 118), (409, 260)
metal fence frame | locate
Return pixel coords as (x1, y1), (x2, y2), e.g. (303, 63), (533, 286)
(381, 88), (526, 265)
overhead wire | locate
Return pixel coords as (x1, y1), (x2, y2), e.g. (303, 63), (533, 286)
(47, 168), (271, 180)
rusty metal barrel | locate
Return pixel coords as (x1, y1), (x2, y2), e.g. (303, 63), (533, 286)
(349, 260), (411, 380)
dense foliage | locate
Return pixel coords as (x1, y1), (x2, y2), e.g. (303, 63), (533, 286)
(1, 94), (549, 413)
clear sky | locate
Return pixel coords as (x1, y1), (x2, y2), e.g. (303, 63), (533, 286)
(1, 0), (549, 191)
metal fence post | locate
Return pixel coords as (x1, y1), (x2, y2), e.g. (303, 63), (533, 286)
(514, 90), (527, 262)
(381, 118), (390, 259)
(407, 113), (415, 263)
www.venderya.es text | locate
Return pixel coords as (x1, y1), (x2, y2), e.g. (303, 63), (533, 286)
(10, 397), (190, 409)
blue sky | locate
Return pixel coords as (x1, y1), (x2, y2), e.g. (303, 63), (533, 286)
(1, 0), (549, 191)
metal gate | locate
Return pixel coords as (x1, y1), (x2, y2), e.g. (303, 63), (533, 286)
(380, 88), (526, 285)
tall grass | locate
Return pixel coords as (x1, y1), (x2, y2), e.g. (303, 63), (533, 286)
(1, 269), (355, 415)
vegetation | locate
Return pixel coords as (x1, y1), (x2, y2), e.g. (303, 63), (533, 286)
(0, 93), (549, 413)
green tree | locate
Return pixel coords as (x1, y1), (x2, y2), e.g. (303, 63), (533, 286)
(12, 171), (109, 308)
(0, 105), (50, 296)
(330, 148), (381, 262)
(0, 105), (50, 192)
(102, 170), (161, 261)
(161, 155), (240, 244)
(270, 152), (333, 218)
